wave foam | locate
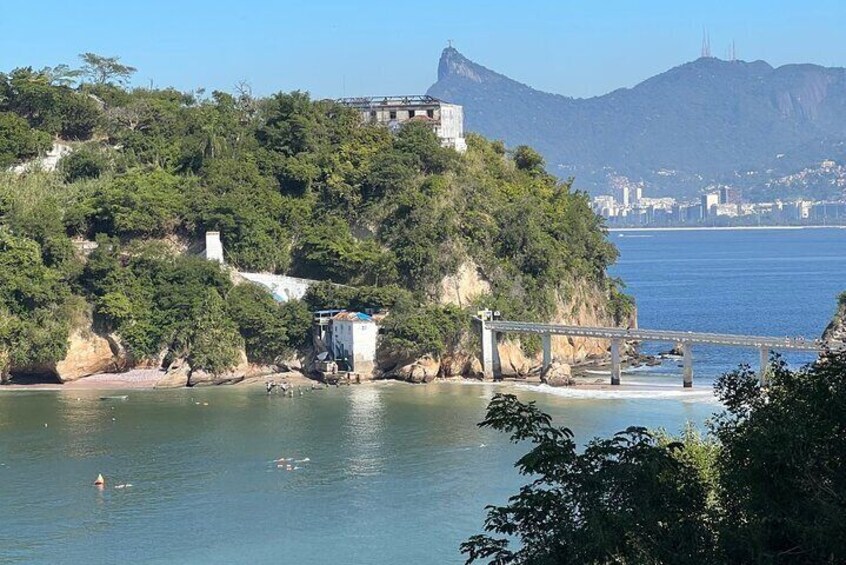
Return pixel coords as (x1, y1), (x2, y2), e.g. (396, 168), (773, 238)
(516, 383), (719, 402)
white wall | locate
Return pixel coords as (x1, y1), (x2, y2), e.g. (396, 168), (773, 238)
(239, 272), (315, 302)
(331, 320), (377, 374)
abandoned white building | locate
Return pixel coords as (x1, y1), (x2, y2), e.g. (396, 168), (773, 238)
(337, 95), (467, 153)
(315, 311), (379, 375)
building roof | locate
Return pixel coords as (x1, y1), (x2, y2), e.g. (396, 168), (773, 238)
(337, 95), (444, 109)
(332, 311), (374, 322)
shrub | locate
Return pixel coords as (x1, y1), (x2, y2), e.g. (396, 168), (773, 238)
(59, 146), (107, 182)
(0, 111), (51, 168)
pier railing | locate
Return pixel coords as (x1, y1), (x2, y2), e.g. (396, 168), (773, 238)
(477, 317), (833, 388)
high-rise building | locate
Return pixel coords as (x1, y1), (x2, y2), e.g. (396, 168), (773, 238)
(701, 193), (720, 217)
(617, 185), (630, 207)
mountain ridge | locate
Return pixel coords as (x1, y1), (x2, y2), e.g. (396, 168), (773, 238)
(427, 48), (846, 200)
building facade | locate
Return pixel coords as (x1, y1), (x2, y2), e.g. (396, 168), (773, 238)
(338, 95), (467, 152)
(329, 311), (378, 375)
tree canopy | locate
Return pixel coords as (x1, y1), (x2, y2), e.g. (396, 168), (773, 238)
(463, 350), (846, 564)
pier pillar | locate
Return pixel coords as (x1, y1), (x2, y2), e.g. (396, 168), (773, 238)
(481, 320), (494, 380)
(610, 338), (621, 386)
(759, 347), (770, 387)
(682, 342), (693, 388)
(542, 333), (552, 374)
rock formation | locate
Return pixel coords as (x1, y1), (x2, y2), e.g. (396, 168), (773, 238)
(10, 324), (121, 383)
(155, 359), (191, 388)
(541, 360), (574, 387)
(396, 355), (441, 384)
(822, 294), (846, 350)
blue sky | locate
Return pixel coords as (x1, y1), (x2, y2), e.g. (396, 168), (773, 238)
(1, 0), (844, 99)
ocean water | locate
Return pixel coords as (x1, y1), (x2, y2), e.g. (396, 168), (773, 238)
(609, 228), (846, 384)
(1, 227), (844, 564)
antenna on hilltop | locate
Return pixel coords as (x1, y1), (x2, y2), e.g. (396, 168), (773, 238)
(701, 28), (711, 58)
(729, 39), (737, 62)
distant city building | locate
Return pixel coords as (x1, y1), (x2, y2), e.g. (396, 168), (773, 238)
(592, 195), (617, 217)
(617, 185), (631, 207)
(701, 192), (720, 217)
(338, 95), (467, 152)
(719, 186), (739, 205)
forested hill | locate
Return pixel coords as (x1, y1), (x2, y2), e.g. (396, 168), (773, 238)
(0, 55), (628, 381)
(428, 47), (846, 199)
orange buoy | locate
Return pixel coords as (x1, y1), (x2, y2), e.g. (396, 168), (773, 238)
(94, 473), (105, 486)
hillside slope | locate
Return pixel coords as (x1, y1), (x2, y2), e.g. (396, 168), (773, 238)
(428, 47), (846, 199)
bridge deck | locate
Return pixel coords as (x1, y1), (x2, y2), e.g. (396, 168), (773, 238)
(483, 321), (825, 352)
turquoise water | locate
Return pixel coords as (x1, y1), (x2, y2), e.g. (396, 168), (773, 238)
(0, 386), (713, 564)
(1, 227), (844, 564)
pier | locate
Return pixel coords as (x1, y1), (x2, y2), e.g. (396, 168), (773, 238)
(477, 314), (829, 387)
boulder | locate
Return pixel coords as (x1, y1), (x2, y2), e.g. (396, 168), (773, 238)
(496, 341), (531, 378)
(541, 360), (575, 387)
(397, 355), (441, 384)
(52, 329), (116, 382)
(276, 356), (302, 373)
(188, 349), (249, 386)
(155, 359), (191, 388)
(464, 356), (484, 379)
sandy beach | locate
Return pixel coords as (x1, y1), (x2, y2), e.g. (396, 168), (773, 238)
(0, 369), (318, 392)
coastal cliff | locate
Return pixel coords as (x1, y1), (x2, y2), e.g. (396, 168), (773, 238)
(822, 293), (846, 349)
(1, 64), (624, 388)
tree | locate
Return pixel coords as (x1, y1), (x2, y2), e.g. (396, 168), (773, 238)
(227, 283), (291, 364)
(79, 53), (137, 85)
(0, 111), (51, 167)
(512, 145), (544, 172)
(712, 354), (846, 562)
(0, 228), (73, 375)
(91, 169), (187, 237)
(59, 146), (107, 182)
(462, 393), (716, 564)
(188, 288), (243, 373)
(464, 350), (846, 564)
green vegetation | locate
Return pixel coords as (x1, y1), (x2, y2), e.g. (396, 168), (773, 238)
(0, 53), (623, 377)
(463, 351), (846, 564)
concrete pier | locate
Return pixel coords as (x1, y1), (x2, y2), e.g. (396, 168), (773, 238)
(475, 317), (826, 388)
(682, 342), (693, 388)
(610, 338), (621, 385)
(480, 320), (494, 380)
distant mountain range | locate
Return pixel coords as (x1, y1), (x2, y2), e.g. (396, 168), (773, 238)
(427, 47), (846, 201)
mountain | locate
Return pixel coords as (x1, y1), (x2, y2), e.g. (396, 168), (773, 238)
(427, 47), (846, 200)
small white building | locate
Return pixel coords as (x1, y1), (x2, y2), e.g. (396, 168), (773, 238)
(329, 311), (378, 375)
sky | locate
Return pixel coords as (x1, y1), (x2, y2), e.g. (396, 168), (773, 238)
(1, 0), (845, 99)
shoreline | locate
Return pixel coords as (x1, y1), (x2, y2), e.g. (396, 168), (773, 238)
(0, 368), (717, 400)
(609, 225), (846, 232)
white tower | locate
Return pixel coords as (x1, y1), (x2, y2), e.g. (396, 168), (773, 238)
(205, 231), (224, 264)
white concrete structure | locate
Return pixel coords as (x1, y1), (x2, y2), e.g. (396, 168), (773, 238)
(338, 95), (467, 153)
(329, 312), (378, 375)
(238, 272), (316, 302)
(205, 231), (224, 263)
